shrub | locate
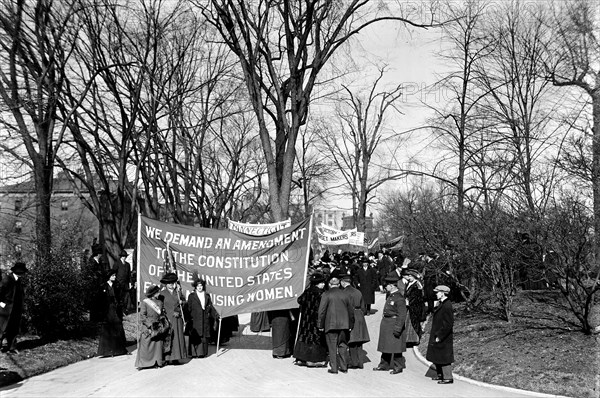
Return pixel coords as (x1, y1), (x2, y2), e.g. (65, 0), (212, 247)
(24, 243), (89, 340)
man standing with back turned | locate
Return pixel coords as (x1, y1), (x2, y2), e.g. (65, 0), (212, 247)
(318, 277), (355, 374)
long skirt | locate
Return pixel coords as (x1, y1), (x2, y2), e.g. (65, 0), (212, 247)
(135, 330), (164, 369)
(97, 321), (127, 357)
(165, 317), (187, 362)
(269, 311), (291, 357)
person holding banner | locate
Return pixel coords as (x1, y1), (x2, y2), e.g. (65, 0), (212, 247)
(318, 277), (355, 374)
(268, 309), (293, 359)
(187, 278), (217, 358)
(160, 272), (188, 364)
(293, 272), (328, 368)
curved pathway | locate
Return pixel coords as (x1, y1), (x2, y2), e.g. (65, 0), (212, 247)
(0, 293), (555, 397)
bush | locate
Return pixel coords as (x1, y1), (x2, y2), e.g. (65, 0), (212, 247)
(24, 244), (89, 340)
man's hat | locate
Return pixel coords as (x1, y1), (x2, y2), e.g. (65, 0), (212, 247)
(145, 284), (160, 298)
(384, 274), (400, 285)
(11, 262), (28, 275)
(160, 272), (178, 284)
(119, 250), (128, 257)
(340, 274), (352, 282)
(310, 272), (326, 284)
(106, 269), (117, 278)
(329, 277), (340, 286)
(434, 285), (450, 293)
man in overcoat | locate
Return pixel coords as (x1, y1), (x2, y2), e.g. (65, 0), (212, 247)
(374, 273), (407, 374)
(0, 262), (28, 353)
(354, 257), (378, 315)
(426, 285), (454, 384)
(318, 277), (355, 374)
(340, 274), (369, 369)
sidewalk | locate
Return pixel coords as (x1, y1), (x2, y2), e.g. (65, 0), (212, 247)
(0, 293), (543, 397)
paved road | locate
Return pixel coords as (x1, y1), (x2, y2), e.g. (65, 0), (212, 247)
(0, 293), (547, 397)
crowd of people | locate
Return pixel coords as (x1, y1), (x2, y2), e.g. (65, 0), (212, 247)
(289, 248), (455, 384)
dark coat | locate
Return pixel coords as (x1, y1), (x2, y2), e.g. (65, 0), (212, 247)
(426, 298), (454, 364)
(318, 286), (355, 332)
(377, 290), (407, 354)
(405, 280), (425, 336)
(0, 273), (24, 337)
(160, 287), (188, 361)
(343, 285), (370, 344)
(113, 260), (131, 290)
(294, 285), (327, 362)
(354, 266), (378, 305)
(97, 282), (127, 356)
(187, 291), (217, 342)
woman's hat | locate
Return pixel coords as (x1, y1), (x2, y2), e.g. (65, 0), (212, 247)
(401, 268), (422, 279)
(11, 262), (28, 275)
(119, 250), (128, 257)
(160, 272), (178, 284)
(145, 284), (160, 297)
(106, 269), (117, 278)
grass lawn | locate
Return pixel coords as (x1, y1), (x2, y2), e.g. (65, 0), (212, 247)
(0, 313), (139, 387)
(418, 290), (599, 398)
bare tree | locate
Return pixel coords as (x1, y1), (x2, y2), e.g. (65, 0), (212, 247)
(424, 0), (499, 214)
(476, 1), (560, 216)
(318, 66), (406, 231)
(196, 0), (443, 221)
(0, 0), (82, 261)
(542, 0), (600, 259)
(292, 121), (338, 218)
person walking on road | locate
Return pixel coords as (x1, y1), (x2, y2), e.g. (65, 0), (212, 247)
(426, 285), (455, 384)
(374, 274), (407, 375)
(293, 272), (328, 368)
(354, 257), (378, 315)
(0, 262), (27, 353)
(340, 274), (369, 369)
(318, 277), (355, 374)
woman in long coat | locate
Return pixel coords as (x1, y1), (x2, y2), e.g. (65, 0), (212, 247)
(97, 270), (128, 357)
(354, 259), (378, 315)
(426, 285), (454, 384)
(135, 285), (166, 369)
(293, 273), (328, 367)
(402, 269), (426, 345)
(160, 272), (188, 364)
(374, 274), (407, 374)
(187, 278), (217, 358)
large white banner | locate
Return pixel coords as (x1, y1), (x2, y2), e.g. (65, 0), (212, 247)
(227, 219), (291, 236)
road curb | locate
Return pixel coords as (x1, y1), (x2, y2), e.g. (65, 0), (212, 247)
(411, 345), (572, 398)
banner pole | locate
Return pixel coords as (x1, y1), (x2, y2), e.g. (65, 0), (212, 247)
(294, 311), (302, 348)
(216, 318), (223, 357)
(136, 213), (142, 344)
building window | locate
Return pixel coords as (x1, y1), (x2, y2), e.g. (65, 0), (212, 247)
(15, 245), (22, 254)
(61, 200), (69, 211)
(15, 221), (22, 234)
(15, 199), (22, 212)
(328, 221), (333, 226)
(61, 219), (68, 229)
